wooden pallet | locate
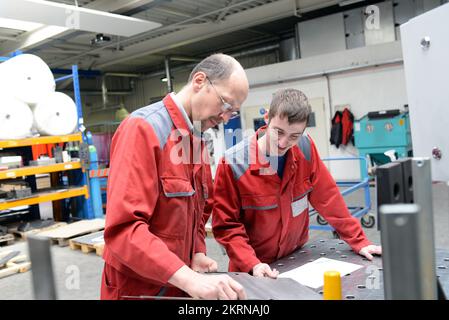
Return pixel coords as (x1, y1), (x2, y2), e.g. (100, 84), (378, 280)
(37, 219), (105, 247)
(10, 222), (67, 240)
(69, 241), (104, 256)
(0, 251), (31, 279)
(0, 234), (14, 246)
(69, 231), (105, 256)
(95, 243), (105, 257)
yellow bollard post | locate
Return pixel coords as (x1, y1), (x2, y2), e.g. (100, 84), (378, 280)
(323, 270), (342, 300)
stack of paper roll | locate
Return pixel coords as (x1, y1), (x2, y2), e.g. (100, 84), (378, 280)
(0, 54), (78, 138)
(32, 92), (78, 136)
(0, 95), (34, 139)
(0, 54), (56, 105)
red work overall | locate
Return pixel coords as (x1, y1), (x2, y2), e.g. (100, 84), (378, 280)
(101, 94), (213, 299)
(212, 127), (371, 272)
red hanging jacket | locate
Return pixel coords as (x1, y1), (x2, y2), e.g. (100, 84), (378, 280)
(341, 108), (355, 145)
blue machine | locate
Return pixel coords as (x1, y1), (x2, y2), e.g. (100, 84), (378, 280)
(224, 116), (242, 150)
(354, 110), (412, 169)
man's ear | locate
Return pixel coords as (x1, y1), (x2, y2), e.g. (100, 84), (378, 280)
(191, 72), (207, 92)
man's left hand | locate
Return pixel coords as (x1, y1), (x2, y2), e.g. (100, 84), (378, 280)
(191, 253), (218, 273)
(359, 245), (382, 261)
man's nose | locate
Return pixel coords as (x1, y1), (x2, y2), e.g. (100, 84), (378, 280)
(278, 137), (288, 148)
(220, 112), (231, 123)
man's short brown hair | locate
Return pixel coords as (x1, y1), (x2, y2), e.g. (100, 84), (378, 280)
(268, 88), (311, 124)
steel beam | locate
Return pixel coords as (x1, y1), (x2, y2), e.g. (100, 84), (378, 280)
(27, 235), (57, 300)
(379, 158), (437, 299)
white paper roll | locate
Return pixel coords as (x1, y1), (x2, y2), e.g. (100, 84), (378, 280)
(0, 95), (33, 140)
(0, 54), (55, 105)
(33, 92), (78, 136)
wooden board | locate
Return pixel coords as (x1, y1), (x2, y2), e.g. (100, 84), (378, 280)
(0, 250), (31, 279)
(9, 222), (67, 240)
(36, 219), (105, 247)
(205, 220), (213, 237)
(69, 231), (105, 256)
(0, 234), (14, 246)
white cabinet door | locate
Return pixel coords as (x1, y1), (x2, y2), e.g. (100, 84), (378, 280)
(401, 4), (449, 181)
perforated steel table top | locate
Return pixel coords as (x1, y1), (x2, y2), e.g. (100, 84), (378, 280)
(270, 238), (449, 300)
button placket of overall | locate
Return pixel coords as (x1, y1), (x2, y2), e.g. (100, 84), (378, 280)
(278, 155), (299, 250)
(191, 137), (207, 258)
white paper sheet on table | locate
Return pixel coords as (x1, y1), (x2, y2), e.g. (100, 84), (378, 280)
(278, 257), (363, 289)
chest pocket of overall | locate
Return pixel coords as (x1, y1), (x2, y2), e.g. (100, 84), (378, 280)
(291, 181), (313, 218)
(157, 176), (195, 239)
(160, 176), (195, 198)
(241, 195), (278, 212)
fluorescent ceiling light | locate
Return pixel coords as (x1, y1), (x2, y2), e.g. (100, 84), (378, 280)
(339, 0), (365, 6)
(0, 0), (162, 37)
(0, 17), (42, 31)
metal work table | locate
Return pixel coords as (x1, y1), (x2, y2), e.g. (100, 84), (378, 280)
(270, 238), (449, 300)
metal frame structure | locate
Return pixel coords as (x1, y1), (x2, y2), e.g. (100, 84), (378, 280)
(309, 156), (373, 232)
(0, 0), (355, 72)
(376, 158), (441, 300)
(53, 64), (95, 219)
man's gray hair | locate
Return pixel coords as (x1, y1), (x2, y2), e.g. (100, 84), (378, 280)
(188, 53), (240, 83)
(268, 88), (311, 124)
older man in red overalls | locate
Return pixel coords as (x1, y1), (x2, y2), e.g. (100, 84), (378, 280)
(101, 54), (249, 299)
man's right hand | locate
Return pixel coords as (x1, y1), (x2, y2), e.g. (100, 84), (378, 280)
(252, 263), (279, 278)
(168, 265), (247, 300)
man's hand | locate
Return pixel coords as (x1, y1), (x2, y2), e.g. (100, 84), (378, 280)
(359, 245), (382, 260)
(252, 263), (279, 278)
(191, 253), (218, 273)
(168, 266), (247, 300)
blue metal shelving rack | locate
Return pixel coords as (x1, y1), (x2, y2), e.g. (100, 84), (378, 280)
(0, 51), (94, 219)
(54, 65), (95, 219)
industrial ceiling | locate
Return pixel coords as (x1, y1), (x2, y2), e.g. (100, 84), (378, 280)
(0, 0), (386, 73)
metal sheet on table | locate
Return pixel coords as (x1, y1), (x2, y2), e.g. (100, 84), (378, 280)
(210, 272), (321, 300)
(270, 238), (449, 300)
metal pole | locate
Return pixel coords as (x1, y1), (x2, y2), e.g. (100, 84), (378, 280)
(380, 204), (432, 299)
(72, 64), (94, 220)
(379, 157), (438, 299)
(164, 55), (173, 93)
(411, 158), (438, 298)
(101, 75), (108, 109)
(72, 65), (83, 130)
(27, 235), (57, 300)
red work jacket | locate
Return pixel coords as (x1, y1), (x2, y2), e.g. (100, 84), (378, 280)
(212, 126), (371, 273)
(101, 94), (213, 299)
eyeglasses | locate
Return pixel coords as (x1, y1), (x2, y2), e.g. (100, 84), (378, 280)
(206, 76), (240, 120)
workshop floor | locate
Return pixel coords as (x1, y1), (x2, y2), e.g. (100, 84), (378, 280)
(0, 183), (448, 300)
